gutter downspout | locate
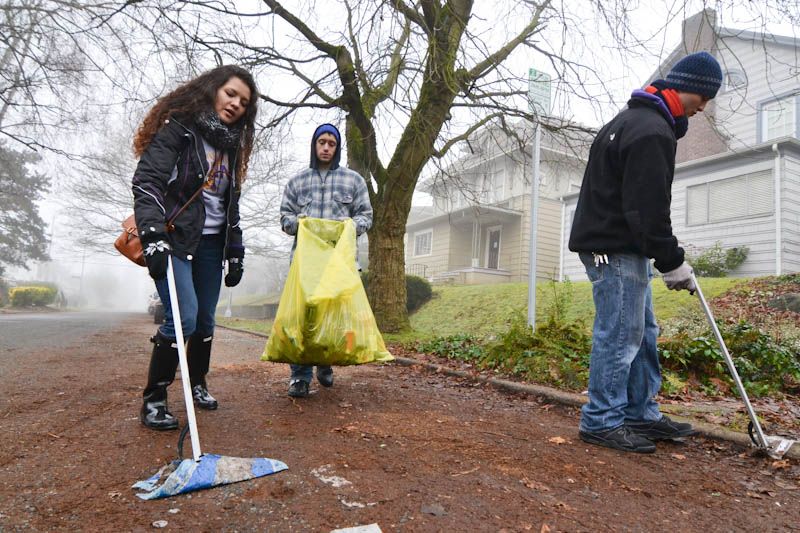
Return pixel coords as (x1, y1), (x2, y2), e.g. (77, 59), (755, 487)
(558, 198), (566, 281)
(772, 143), (782, 276)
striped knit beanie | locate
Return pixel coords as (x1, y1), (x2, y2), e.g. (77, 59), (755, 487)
(664, 51), (723, 99)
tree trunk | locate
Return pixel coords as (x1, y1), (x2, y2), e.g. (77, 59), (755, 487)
(367, 209), (409, 333)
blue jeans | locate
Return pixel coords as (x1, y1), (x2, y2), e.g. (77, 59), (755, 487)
(290, 364), (332, 383)
(579, 252), (662, 433)
(154, 233), (225, 340)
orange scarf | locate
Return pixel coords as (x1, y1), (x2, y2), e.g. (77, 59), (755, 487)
(644, 85), (685, 117)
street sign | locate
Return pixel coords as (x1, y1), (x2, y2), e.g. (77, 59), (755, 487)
(528, 68), (551, 115)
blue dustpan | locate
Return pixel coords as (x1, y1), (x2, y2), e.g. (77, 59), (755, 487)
(133, 454), (287, 500)
(134, 257), (287, 500)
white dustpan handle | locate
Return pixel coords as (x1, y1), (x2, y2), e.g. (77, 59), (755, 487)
(166, 255), (202, 461)
(691, 272), (768, 449)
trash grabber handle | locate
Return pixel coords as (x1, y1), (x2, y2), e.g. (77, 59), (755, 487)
(166, 255), (202, 461)
(691, 272), (768, 449)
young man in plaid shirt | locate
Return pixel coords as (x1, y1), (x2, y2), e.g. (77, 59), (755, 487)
(279, 123), (373, 397)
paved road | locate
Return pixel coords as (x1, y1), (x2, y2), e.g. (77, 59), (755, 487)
(0, 311), (135, 353)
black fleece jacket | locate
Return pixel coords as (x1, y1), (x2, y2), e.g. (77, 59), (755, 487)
(131, 116), (244, 261)
(568, 97), (684, 273)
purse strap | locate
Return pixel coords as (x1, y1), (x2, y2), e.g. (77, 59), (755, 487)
(166, 151), (223, 232)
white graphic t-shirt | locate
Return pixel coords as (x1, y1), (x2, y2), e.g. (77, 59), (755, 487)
(201, 138), (231, 235)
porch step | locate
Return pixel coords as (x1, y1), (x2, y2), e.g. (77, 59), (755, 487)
(429, 271), (462, 285)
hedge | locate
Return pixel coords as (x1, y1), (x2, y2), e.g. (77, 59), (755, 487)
(9, 286), (58, 307)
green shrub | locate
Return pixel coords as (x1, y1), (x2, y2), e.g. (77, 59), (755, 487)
(405, 275), (433, 312)
(416, 334), (485, 361)
(0, 278), (9, 306)
(481, 310), (592, 390)
(479, 281), (592, 390)
(9, 286), (58, 307)
(687, 241), (749, 277)
(659, 320), (800, 396)
(360, 272), (433, 313)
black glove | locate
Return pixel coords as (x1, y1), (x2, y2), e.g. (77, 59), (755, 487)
(141, 230), (171, 281)
(225, 257), (243, 287)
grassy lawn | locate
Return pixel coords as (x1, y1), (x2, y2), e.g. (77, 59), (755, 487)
(216, 317), (273, 335)
(397, 277), (745, 342)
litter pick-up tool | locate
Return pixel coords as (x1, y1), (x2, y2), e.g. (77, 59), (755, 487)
(133, 256), (287, 499)
(692, 273), (796, 459)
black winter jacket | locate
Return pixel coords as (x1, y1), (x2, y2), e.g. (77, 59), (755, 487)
(568, 96), (684, 273)
(132, 116), (244, 261)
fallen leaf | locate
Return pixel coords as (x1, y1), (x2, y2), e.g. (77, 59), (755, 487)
(774, 480), (799, 490)
(554, 501), (574, 511)
(521, 477), (551, 492)
(671, 453), (687, 460)
(331, 425), (358, 433)
(548, 436), (568, 445)
(540, 525), (551, 533)
(771, 460), (791, 470)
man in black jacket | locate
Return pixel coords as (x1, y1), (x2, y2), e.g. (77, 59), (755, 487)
(568, 52), (723, 453)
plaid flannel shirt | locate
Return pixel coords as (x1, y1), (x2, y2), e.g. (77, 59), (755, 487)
(280, 167), (373, 237)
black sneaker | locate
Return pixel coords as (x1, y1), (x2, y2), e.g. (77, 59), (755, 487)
(288, 379), (310, 398)
(627, 416), (697, 441)
(316, 367), (334, 388)
(579, 425), (656, 453)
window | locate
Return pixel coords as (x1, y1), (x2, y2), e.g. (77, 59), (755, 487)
(492, 168), (505, 203)
(723, 69), (747, 92)
(761, 94), (797, 142)
(413, 229), (432, 257)
(686, 171), (773, 226)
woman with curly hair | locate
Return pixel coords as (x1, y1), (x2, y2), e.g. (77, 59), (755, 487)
(131, 65), (258, 430)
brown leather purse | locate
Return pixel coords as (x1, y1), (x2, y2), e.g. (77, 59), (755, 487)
(115, 158), (219, 266)
(115, 214), (147, 266)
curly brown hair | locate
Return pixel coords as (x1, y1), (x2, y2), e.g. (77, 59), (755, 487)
(132, 65), (259, 185)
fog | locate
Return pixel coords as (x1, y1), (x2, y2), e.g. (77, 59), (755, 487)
(8, 244), (292, 313)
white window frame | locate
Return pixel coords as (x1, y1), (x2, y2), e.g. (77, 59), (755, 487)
(413, 229), (433, 257)
(484, 225), (502, 269)
(685, 171), (774, 226)
(760, 94), (797, 142)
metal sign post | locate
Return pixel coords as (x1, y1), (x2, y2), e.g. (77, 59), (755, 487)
(527, 68), (551, 329)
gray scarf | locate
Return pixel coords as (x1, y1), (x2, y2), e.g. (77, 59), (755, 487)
(195, 111), (242, 151)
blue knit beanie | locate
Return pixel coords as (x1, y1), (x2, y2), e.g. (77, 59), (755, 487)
(664, 51), (723, 99)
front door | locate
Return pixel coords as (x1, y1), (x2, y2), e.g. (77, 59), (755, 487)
(487, 227), (501, 269)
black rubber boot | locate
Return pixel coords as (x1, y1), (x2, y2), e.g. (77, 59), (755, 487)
(187, 333), (218, 410)
(140, 331), (179, 430)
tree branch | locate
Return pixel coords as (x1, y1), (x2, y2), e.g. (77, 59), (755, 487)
(432, 112), (503, 158)
(462, 0), (551, 85)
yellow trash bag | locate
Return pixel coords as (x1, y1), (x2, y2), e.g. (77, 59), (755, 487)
(261, 217), (393, 366)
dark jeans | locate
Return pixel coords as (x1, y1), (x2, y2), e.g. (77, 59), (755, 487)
(290, 364), (332, 383)
(154, 233), (225, 340)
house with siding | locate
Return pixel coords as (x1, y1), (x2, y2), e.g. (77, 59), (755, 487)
(405, 121), (592, 284)
(561, 9), (800, 280)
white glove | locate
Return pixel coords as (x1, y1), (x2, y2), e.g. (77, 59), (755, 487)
(662, 262), (696, 292)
